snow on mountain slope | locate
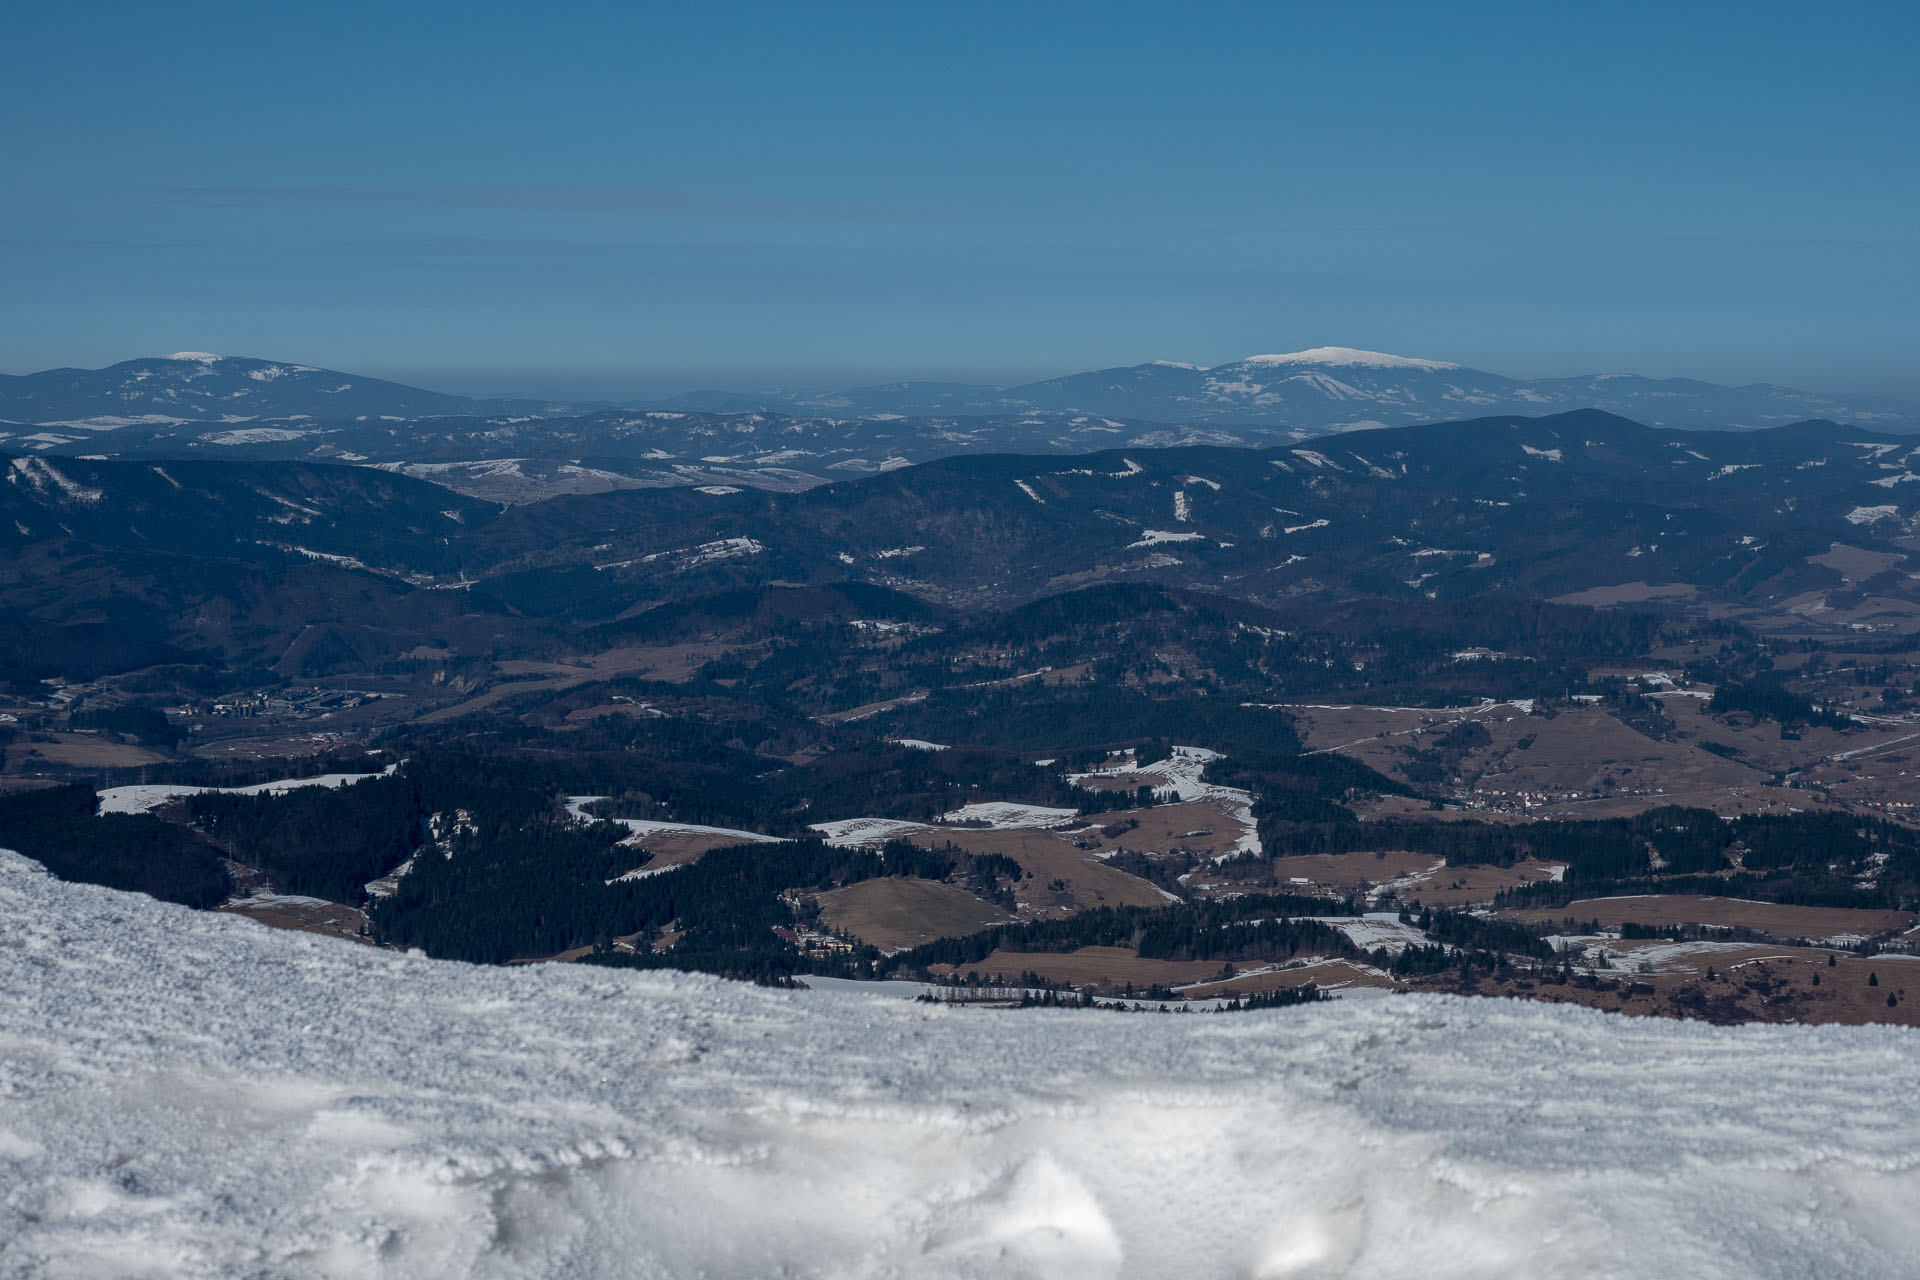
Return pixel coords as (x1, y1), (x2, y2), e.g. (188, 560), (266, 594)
(663, 355), (1920, 433)
(1238, 347), (1463, 371)
(3, 849), (1919, 1279)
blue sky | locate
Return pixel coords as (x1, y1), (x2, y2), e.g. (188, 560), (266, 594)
(4, 1), (1917, 399)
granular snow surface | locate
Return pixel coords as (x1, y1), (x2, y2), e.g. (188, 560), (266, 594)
(3, 850), (1919, 1278)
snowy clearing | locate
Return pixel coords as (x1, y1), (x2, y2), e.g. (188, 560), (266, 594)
(1847, 505), (1899, 525)
(562, 796), (778, 849)
(1314, 913), (1435, 954)
(810, 802), (1080, 848)
(1128, 529), (1204, 547)
(199, 427), (311, 445)
(809, 816), (933, 846)
(1070, 746), (1261, 858)
(4, 851), (1919, 1278)
(97, 766), (395, 815)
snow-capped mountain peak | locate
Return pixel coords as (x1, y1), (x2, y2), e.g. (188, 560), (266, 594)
(162, 351), (226, 363)
(1237, 347), (1462, 372)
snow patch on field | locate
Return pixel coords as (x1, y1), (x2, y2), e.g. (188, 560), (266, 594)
(1848, 505), (1899, 525)
(563, 797), (778, 851)
(1071, 746), (1262, 858)
(4, 851), (1919, 1277)
(943, 801), (1082, 828)
(810, 802), (1080, 848)
(809, 816), (935, 846)
(97, 766), (395, 815)
(1129, 529), (1204, 547)
(1316, 913), (1433, 954)
(200, 427), (311, 445)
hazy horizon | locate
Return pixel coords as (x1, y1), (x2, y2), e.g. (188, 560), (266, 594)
(9, 345), (1920, 410)
(6, 2), (1917, 400)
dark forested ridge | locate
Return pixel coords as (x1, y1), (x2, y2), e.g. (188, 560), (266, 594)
(0, 785), (229, 908)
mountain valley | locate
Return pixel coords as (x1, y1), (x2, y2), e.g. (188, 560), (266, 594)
(8, 404), (1920, 1025)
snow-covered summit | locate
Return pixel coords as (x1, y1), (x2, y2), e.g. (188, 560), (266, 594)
(162, 351), (226, 363)
(5, 848), (1920, 1278)
(1238, 347), (1462, 371)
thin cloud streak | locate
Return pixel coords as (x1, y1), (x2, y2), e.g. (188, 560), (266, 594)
(136, 185), (949, 223)
(1202, 223), (1907, 252)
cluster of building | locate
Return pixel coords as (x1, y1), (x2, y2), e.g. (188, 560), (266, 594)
(209, 687), (388, 719)
(770, 925), (857, 955)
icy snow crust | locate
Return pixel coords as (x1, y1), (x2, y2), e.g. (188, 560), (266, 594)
(4, 852), (1920, 1279)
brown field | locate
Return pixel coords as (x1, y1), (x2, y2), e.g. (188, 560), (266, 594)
(817, 692), (930, 725)
(1548, 581), (1700, 606)
(1350, 794), (1525, 823)
(938, 946), (1386, 999)
(511, 642), (733, 684)
(1471, 705), (1760, 800)
(12, 732), (168, 769)
(1267, 847), (1441, 889)
(1293, 687), (1920, 826)
(1246, 849), (1562, 908)
(416, 676), (586, 722)
(219, 896), (371, 944)
(937, 938), (1920, 1022)
(899, 827), (1175, 914)
(1421, 948), (1920, 1027)
(604, 829), (773, 879)
(1389, 861), (1566, 907)
(936, 946), (1237, 991)
(1809, 542), (1905, 584)
(1513, 894), (1916, 940)
(1280, 700), (1510, 762)
(1525, 788), (1812, 820)
(187, 732), (360, 762)
(1178, 959), (1395, 999)
(1064, 798), (1257, 861)
(815, 877), (1015, 951)
(423, 644), (737, 723)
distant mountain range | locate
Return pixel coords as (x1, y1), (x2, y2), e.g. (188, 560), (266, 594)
(12, 409), (1920, 647)
(4, 347), (1915, 444)
(0, 353), (602, 427)
(666, 347), (1920, 433)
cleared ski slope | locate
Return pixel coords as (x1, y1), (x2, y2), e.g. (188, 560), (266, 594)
(2, 849), (1917, 1279)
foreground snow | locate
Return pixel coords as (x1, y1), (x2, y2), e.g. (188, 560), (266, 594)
(2, 852), (1918, 1278)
